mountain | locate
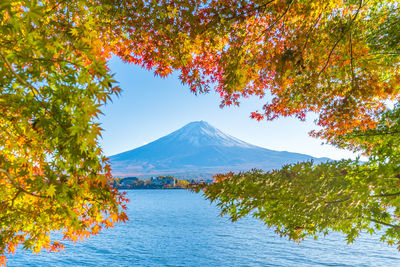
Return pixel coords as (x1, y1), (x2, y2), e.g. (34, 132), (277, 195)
(110, 121), (329, 178)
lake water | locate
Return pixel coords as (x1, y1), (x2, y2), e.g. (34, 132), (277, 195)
(8, 190), (400, 266)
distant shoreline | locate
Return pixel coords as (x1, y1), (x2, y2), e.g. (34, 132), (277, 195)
(113, 175), (209, 190)
(117, 187), (187, 190)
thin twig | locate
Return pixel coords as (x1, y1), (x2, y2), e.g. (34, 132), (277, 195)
(0, 49), (40, 98)
(371, 192), (400, 198)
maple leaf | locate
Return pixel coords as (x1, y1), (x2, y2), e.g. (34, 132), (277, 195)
(46, 185), (56, 198)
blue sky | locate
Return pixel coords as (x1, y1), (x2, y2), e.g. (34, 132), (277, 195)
(99, 57), (358, 160)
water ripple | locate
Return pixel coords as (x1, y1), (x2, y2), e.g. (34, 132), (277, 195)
(8, 190), (400, 266)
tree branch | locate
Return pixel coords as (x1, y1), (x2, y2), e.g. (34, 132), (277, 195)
(259, 1), (293, 37)
(318, 0), (363, 76)
(0, 168), (49, 199)
(348, 130), (400, 138)
(371, 192), (400, 198)
(0, 49), (41, 98)
(370, 219), (400, 229)
(350, 31), (356, 89)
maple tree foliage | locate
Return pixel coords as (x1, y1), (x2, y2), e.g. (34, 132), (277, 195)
(109, 0), (400, 247)
(112, 0), (399, 140)
(0, 1), (128, 265)
(181, 0), (400, 249)
(0, 0), (399, 264)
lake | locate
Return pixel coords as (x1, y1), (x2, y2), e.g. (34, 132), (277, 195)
(8, 190), (400, 266)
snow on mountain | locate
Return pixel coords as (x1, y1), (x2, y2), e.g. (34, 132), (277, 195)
(110, 121), (329, 178)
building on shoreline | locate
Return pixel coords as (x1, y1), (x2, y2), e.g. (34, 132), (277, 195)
(114, 175), (188, 189)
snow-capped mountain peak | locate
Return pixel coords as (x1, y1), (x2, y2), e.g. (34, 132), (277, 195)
(164, 121), (254, 148)
(110, 121), (329, 178)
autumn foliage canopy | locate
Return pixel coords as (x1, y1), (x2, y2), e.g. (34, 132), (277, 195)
(0, 0), (399, 264)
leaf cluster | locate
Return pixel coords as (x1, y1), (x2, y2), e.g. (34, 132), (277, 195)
(196, 159), (400, 247)
(109, 0), (400, 139)
(0, 0), (127, 263)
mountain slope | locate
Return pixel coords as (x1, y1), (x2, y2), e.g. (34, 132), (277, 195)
(110, 121), (329, 178)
